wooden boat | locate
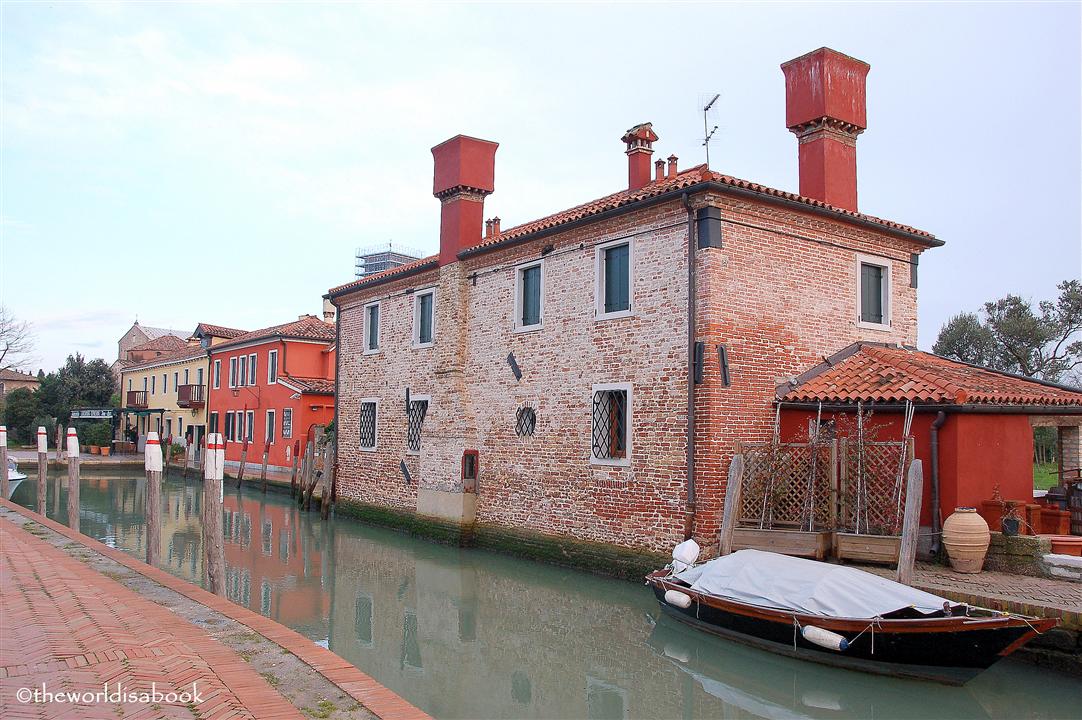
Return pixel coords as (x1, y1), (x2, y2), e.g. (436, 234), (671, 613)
(646, 548), (1058, 685)
(6, 457), (26, 499)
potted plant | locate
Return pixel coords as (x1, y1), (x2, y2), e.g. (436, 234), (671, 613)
(979, 482), (1006, 529)
(1001, 501), (1022, 536)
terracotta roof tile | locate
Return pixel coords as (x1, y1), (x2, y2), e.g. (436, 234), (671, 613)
(0, 368), (38, 381)
(279, 375), (334, 395)
(129, 335), (188, 353)
(212, 315), (335, 351)
(779, 344), (1082, 407)
(123, 345), (208, 372)
(327, 255), (439, 297)
(193, 322), (247, 339)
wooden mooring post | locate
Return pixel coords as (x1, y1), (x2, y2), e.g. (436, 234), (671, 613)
(260, 441), (270, 494)
(66, 427), (81, 533)
(145, 431), (162, 566)
(36, 426), (48, 515)
(302, 440), (315, 511)
(203, 433), (226, 595)
(718, 449), (744, 556)
(289, 440), (300, 498)
(895, 459), (924, 585)
(0, 425), (9, 501)
(237, 438), (248, 489)
(54, 424), (63, 467)
(321, 445), (335, 520)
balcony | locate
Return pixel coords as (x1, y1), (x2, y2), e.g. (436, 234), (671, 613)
(177, 384), (206, 409)
(126, 390), (148, 409)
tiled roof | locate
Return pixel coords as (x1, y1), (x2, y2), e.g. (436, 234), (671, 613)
(279, 375), (334, 395)
(193, 322), (246, 339)
(0, 368), (38, 382)
(130, 335), (188, 353)
(122, 346), (208, 372)
(779, 343), (1082, 407)
(327, 165), (936, 299)
(212, 315), (335, 350)
(140, 325), (187, 340)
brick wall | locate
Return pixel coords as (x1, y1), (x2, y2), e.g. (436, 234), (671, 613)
(335, 190), (929, 553)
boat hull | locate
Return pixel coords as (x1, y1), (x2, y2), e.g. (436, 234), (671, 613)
(648, 576), (1053, 685)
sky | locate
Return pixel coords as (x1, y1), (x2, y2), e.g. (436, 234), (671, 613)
(1, 1), (1080, 372)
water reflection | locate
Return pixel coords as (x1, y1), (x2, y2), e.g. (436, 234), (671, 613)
(12, 471), (1080, 720)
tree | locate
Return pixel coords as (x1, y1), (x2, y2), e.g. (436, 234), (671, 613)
(934, 280), (1082, 382)
(0, 306), (35, 371)
(2, 387), (42, 444)
(37, 354), (115, 424)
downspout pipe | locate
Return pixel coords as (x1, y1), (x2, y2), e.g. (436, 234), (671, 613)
(683, 192), (696, 540)
(930, 411), (947, 557)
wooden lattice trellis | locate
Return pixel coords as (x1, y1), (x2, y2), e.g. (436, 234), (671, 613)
(840, 439), (912, 536)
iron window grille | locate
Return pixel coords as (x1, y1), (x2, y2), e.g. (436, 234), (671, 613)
(282, 408), (292, 439)
(407, 399), (428, 453)
(592, 389), (628, 460)
(516, 406), (537, 437)
(359, 402), (377, 449)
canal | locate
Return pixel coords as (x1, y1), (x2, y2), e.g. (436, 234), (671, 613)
(11, 469), (1080, 719)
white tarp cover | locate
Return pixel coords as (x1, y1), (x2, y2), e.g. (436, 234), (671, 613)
(675, 549), (952, 618)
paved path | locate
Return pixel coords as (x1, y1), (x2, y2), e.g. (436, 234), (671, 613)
(0, 516), (302, 719)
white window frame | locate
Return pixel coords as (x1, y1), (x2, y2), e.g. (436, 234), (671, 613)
(405, 393), (430, 456)
(225, 411), (235, 442)
(213, 359), (221, 389)
(246, 410), (255, 443)
(265, 409), (276, 445)
(248, 353), (257, 386)
(412, 288), (437, 349)
(363, 301), (381, 354)
(282, 407), (293, 439)
(210, 411), (219, 435)
(589, 382), (633, 467)
(359, 397), (379, 452)
(229, 357), (238, 388)
(236, 411), (244, 443)
(267, 350), (278, 384)
(855, 253), (892, 331)
(594, 238), (635, 321)
(513, 259), (545, 333)
(238, 355), (248, 388)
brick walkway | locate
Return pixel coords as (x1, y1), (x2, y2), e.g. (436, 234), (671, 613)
(0, 517), (302, 719)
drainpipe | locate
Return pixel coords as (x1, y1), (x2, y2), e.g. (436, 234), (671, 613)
(930, 411), (947, 556)
(683, 192), (696, 540)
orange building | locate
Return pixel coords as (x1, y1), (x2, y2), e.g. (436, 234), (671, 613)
(206, 315), (336, 472)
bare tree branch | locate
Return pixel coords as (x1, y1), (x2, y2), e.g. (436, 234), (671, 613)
(0, 306), (36, 372)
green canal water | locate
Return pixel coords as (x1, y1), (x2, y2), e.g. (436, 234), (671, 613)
(11, 469), (1080, 719)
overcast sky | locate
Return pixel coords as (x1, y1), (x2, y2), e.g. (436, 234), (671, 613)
(2, 1), (1079, 372)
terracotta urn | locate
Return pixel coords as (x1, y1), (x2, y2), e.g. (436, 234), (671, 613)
(942, 507), (990, 573)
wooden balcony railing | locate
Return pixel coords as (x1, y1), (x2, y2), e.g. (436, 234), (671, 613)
(177, 384), (205, 409)
(126, 390), (148, 409)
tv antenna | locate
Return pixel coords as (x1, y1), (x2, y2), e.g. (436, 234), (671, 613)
(702, 93), (720, 166)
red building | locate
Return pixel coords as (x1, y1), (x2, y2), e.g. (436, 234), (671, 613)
(207, 315), (336, 472)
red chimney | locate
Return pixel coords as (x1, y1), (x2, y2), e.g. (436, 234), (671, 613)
(781, 48), (869, 212)
(655, 159), (665, 183)
(621, 122), (658, 191)
(432, 135), (498, 266)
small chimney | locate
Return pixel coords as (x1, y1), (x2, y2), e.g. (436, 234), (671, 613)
(492, 217), (500, 235)
(322, 299), (335, 323)
(485, 219), (493, 238)
(432, 135), (498, 266)
(655, 159), (665, 183)
(621, 122), (658, 191)
(667, 155), (678, 179)
(781, 48), (869, 212)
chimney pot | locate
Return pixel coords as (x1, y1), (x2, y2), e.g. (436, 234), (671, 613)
(431, 135), (498, 265)
(655, 159), (666, 183)
(485, 219), (493, 238)
(667, 155), (678, 179)
(621, 122), (659, 191)
(492, 217), (501, 235)
(781, 47), (869, 212)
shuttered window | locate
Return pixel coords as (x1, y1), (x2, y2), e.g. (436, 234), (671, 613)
(365, 303), (380, 351)
(518, 263), (542, 328)
(601, 242), (630, 315)
(415, 291), (435, 346)
(860, 262), (885, 325)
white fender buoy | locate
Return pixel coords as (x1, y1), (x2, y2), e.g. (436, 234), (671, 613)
(664, 590), (693, 609)
(802, 625), (850, 651)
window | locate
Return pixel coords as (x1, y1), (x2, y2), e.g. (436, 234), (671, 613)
(591, 384), (632, 465)
(229, 357), (238, 388)
(856, 254), (892, 329)
(268, 350), (278, 384)
(184, 368), (190, 385)
(166, 419), (172, 438)
(213, 360), (221, 389)
(143, 376), (148, 392)
(596, 240), (632, 319)
(225, 411), (235, 442)
(236, 412), (244, 443)
(246, 410), (254, 442)
(266, 410), (276, 444)
(515, 406), (537, 437)
(197, 367), (203, 386)
(514, 260), (543, 331)
(128, 378), (132, 392)
(282, 408), (293, 439)
(359, 400), (378, 450)
(363, 302), (380, 353)
(151, 375), (156, 394)
(406, 397), (429, 453)
(248, 353), (257, 386)
(210, 412), (219, 434)
(238, 355), (248, 388)
(413, 289), (436, 347)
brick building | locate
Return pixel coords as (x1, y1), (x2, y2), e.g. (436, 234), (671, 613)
(327, 48), (942, 553)
(206, 316), (336, 472)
